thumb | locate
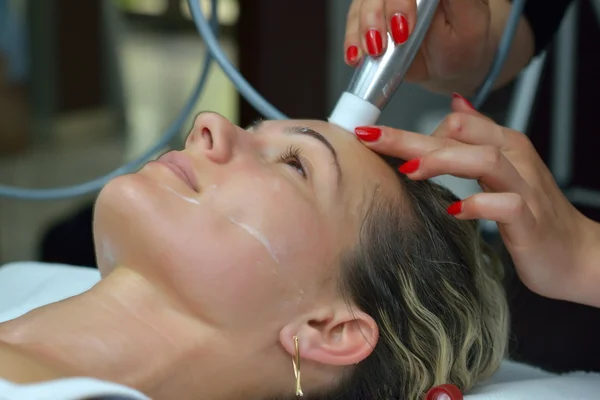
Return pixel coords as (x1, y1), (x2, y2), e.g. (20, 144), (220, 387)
(450, 93), (497, 124)
(451, 93), (478, 113)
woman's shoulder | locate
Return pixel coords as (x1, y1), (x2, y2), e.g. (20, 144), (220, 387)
(0, 263), (147, 399)
(0, 262), (100, 322)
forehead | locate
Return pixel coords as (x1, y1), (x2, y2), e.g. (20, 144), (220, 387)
(259, 119), (402, 203)
(263, 119), (398, 176)
(253, 119), (406, 266)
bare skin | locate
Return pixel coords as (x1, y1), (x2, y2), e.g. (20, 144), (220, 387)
(0, 115), (401, 399)
(356, 96), (600, 309)
(344, 0), (535, 95)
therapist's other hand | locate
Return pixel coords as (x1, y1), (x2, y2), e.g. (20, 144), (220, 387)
(354, 95), (596, 306)
(344, 0), (492, 94)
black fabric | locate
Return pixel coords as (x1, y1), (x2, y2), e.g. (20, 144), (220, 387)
(511, 0), (576, 56)
(504, 0), (600, 374)
(503, 249), (600, 373)
(38, 202), (98, 268)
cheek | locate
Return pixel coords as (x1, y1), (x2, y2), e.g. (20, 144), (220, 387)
(200, 174), (337, 309)
(95, 176), (289, 323)
(165, 219), (290, 320)
(177, 178), (333, 326)
(95, 171), (338, 329)
(209, 174), (333, 273)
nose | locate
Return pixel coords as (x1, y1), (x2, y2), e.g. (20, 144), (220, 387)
(185, 112), (239, 164)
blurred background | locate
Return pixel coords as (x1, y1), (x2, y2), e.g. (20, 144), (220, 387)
(0, 0), (599, 374)
(0, 0), (240, 263)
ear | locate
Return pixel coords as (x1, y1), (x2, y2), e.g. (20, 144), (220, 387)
(279, 303), (378, 367)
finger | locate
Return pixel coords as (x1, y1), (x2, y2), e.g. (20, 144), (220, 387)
(359, 0), (387, 57)
(448, 192), (537, 242)
(355, 125), (455, 160)
(432, 111), (506, 148)
(402, 144), (529, 195)
(344, 0), (364, 66)
(384, 0), (415, 45)
(450, 93), (479, 115)
(450, 94), (500, 127)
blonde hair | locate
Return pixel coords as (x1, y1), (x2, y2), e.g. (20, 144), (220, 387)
(275, 167), (509, 399)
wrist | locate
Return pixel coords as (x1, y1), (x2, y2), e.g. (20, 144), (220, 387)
(567, 214), (600, 308)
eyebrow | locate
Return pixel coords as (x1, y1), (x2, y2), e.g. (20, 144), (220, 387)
(247, 119), (342, 183)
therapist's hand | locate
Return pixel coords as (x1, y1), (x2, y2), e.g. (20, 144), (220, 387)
(354, 94), (600, 307)
(344, 0), (493, 95)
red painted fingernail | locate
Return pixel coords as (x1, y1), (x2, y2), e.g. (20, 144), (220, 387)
(365, 29), (383, 56)
(447, 201), (464, 216)
(355, 126), (381, 142)
(398, 159), (420, 174)
(425, 383), (463, 400)
(346, 45), (359, 64)
(452, 92), (475, 110)
(390, 14), (409, 44)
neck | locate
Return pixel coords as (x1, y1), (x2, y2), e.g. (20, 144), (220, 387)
(0, 267), (262, 399)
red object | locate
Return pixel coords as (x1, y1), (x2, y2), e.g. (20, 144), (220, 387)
(398, 159), (421, 174)
(391, 14), (409, 44)
(355, 126), (381, 142)
(425, 384), (463, 400)
(447, 201), (464, 216)
(346, 45), (359, 64)
(452, 92), (475, 110)
(365, 29), (383, 56)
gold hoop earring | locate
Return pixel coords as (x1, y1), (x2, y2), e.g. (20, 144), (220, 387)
(293, 335), (303, 397)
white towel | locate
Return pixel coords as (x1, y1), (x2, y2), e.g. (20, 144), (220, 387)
(465, 360), (600, 399)
(2, 262), (600, 399)
(0, 262), (101, 323)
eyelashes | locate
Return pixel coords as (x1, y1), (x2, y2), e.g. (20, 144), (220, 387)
(275, 145), (307, 179)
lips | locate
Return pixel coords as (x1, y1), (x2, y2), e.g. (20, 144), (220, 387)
(155, 151), (199, 192)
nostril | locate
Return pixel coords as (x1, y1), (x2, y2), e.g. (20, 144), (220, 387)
(202, 128), (213, 150)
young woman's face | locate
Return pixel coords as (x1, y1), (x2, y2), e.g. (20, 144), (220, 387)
(93, 113), (400, 331)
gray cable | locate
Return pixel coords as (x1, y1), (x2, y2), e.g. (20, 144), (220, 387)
(186, 0), (287, 120)
(472, 0), (527, 108)
(0, 0), (526, 199)
(0, 0), (219, 200)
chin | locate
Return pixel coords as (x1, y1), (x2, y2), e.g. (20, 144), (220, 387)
(93, 171), (221, 281)
(95, 173), (159, 229)
(93, 173), (176, 275)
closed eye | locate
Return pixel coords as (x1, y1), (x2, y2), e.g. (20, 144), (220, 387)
(246, 120), (341, 186)
(276, 146), (307, 179)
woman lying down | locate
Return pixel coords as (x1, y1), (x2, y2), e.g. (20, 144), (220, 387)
(0, 113), (592, 400)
